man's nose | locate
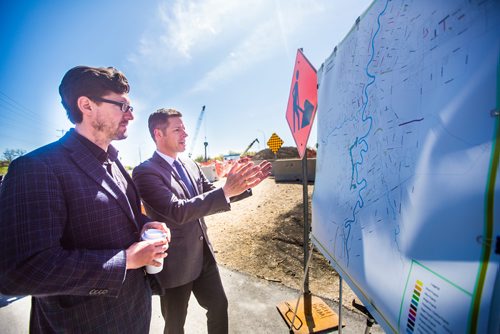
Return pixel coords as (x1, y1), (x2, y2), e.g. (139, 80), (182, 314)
(125, 111), (134, 120)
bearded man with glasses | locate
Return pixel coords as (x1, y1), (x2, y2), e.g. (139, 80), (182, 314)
(0, 65), (171, 333)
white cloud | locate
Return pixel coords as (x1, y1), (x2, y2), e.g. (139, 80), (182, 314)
(159, 0), (242, 59)
(126, 0), (363, 96)
(128, 0), (267, 68)
(187, 0), (330, 93)
(188, 19), (280, 93)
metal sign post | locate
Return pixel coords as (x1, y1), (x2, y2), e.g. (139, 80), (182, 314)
(277, 49), (339, 333)
(301, 151), (312, 326)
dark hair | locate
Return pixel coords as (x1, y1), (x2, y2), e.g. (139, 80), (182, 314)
(148, 108), (183, 141)
(58, 66), (130, 124)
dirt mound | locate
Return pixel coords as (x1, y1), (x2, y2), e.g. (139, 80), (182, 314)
(205, 178), (357, 309)
(252, 146), (316, 160)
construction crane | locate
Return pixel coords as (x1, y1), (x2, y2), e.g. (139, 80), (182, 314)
(241, 138), (259, 157)
(188, 105), (206, 158)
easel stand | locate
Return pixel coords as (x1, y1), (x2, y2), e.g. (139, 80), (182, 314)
(276, 155), (339, 333)
(352, 299), (377, 334)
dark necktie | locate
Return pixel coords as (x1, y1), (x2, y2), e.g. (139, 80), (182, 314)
(173, 160), (195, 198)
(104, 159), (140, 229)
(104, 160), (113, 176)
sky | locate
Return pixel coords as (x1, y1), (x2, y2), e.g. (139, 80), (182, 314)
(0, 0), (371, 167)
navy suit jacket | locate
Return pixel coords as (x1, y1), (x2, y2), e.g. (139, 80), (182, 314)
(132, 152), (250, 289)
(0, 130), (152, 333)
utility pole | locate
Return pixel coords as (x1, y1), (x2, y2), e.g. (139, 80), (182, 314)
(204, 140), (208, 162)
(56, 129), (65, 138)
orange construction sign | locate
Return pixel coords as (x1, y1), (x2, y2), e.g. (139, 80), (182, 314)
(285, 49), (317, 159)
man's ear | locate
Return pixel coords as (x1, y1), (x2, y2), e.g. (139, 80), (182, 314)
(77, 96), (93, 116)
(154, 128), (163, 141)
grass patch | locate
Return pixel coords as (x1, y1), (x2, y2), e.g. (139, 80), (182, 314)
(0, 166), (9, 176)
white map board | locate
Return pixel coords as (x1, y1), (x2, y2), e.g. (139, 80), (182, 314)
(311, 0), (500, 333)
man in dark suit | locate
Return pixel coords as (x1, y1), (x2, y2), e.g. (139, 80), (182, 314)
(132, 108), (272, 334)
(0, 66), (170, 333)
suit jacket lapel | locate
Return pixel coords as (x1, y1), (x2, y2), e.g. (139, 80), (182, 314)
(152, 152), (197, 198)
(62, 132), (138, 229)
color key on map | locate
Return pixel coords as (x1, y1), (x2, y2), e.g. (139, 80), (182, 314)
(406, 280), (423, 333)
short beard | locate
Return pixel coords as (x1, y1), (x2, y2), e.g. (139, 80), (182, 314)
(91, 120), (105, 132)
(91, 120), (126, 141)
(116, 131), (128, 140)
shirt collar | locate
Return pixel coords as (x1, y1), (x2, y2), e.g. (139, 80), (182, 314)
(73, 130), (118, 164)
(156, 150), (177, 167)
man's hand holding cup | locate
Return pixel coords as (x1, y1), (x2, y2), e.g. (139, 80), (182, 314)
(126, 222), (170, 272)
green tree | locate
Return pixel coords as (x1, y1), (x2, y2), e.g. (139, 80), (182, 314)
(3, 148), (26, 163)
(194, 155), (205, 163)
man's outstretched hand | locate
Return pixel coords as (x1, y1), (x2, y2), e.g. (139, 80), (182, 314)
(222, 159), (272, 198)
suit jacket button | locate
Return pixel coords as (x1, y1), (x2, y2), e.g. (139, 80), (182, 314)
(199, 236), (204, 241)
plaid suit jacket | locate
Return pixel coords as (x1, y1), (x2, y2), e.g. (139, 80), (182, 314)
(132, 152), (250, 289)
(0, 129), (152, 333)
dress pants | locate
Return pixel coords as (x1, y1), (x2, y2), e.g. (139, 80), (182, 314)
(160, 243), (228, 334)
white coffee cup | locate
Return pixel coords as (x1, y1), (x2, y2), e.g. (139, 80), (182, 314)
(141, 229), (167, 274)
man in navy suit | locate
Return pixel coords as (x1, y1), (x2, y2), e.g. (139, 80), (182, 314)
(133, 108), (272, 334)
(0, 66), (170, 333)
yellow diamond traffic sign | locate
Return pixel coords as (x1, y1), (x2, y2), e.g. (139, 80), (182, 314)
(267, 133), (284, 154)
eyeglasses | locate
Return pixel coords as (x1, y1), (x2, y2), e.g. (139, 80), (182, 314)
(91, 96), (133, 113)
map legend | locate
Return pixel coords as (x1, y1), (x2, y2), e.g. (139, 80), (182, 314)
(406, 280), (423, 333)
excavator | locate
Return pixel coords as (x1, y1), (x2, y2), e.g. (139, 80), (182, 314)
(241, 138), (259, 157)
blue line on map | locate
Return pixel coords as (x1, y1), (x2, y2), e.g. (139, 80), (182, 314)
(343, 0), (389, 266)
